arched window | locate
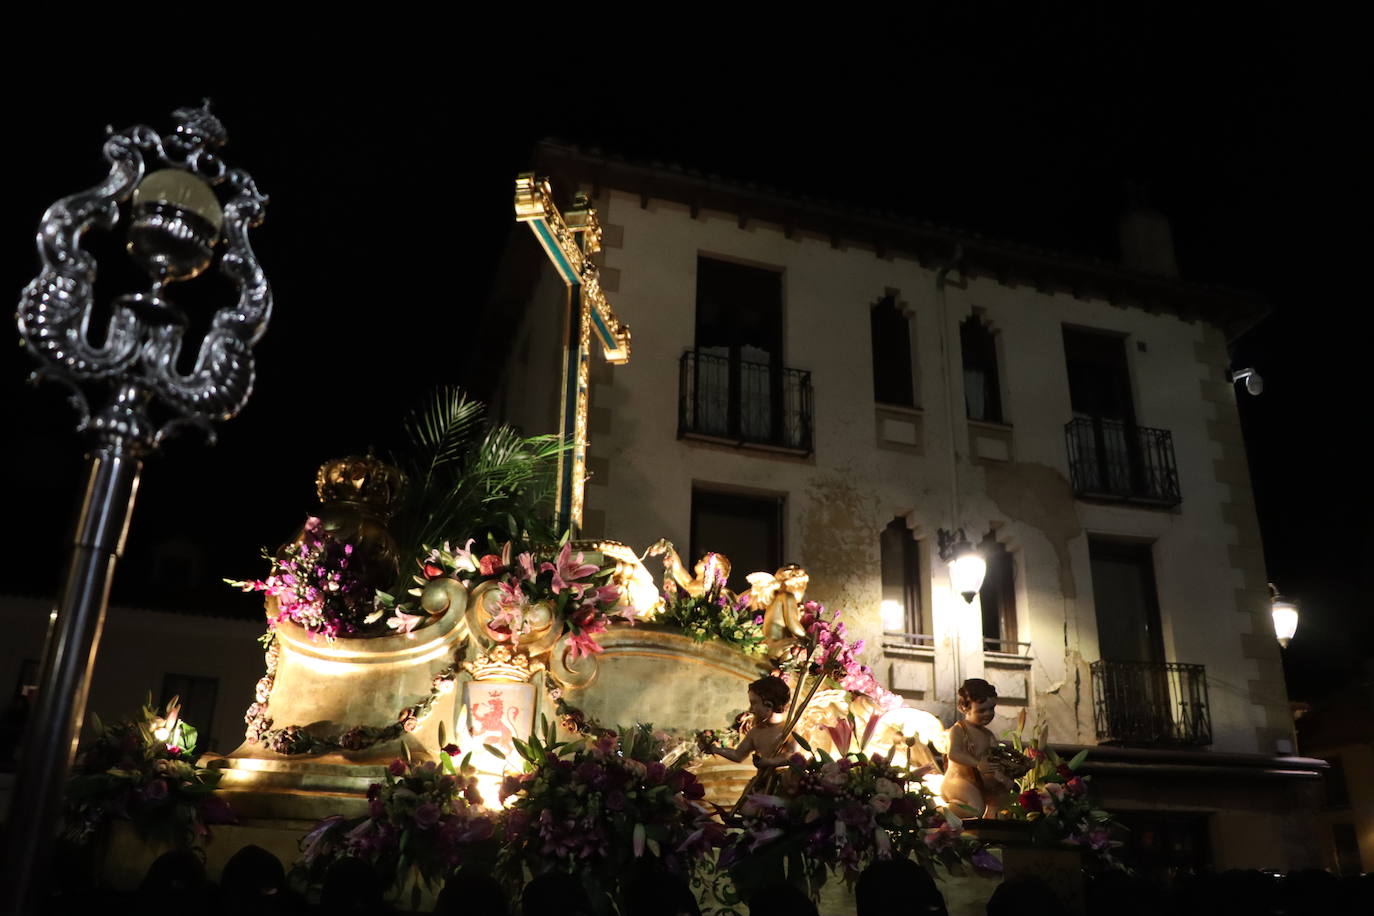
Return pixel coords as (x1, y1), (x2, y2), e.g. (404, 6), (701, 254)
(978, 534), (1017, 652)
(880, 517), (927, 638)
(871, 295), (915, 407)
(961, 314), (1003, 422)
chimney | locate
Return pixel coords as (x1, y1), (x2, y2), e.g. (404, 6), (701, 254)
(1117, 182), (1179, 277)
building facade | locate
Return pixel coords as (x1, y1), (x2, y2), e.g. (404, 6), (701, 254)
(489, 143), (1324, 872)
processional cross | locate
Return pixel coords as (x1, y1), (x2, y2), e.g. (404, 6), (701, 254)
(515, 175), (630, 535)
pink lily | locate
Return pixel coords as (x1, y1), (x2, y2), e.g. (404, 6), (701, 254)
(542, 543), (599, 595)
(387, 609), (425, 634)
(566, 632), (605, 661)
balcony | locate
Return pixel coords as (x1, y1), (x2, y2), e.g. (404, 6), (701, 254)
(1091, 660), (1212, 747)
(1065, 417), (1181, 508)
(679, 350), (813, 455)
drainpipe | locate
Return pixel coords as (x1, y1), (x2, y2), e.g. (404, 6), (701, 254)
(936, 245), (966, 691)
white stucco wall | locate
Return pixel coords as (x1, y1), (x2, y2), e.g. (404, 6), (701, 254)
(0, 596), (264, 754)
(496, 185), (1280, 756)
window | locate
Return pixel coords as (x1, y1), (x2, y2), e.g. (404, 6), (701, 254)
(1063, 327), (1135, 423)
(1323, 756), (1350, 808)
(1114, 811), (1212, 881)
(693, 257), (785, 443)
(160, 673), (219, 752)
(960, 314), (1003, 422)
(1333, 823), (1362, 876)
(879, 518), (927, 640)
(1088, 539), (1164, 663)
(690, 489), (783, 594)
(871, 295), (915, 407)
(978, 535), (1017, 652)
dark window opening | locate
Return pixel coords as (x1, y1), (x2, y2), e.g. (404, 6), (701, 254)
(1333, 823), (1362, 876)
(692, 257), (787, 444)
(979, 535), (1017, 651)
(961, 314), (1003, 422)
(1323, 756), (1350, 808)
(880, 518), (926, 637)
(1114, 811), (1212, 882)
(160, 673), (220, 754)
(871, 295), (915, 407)
(1063, 327), (1136, 423)
(690, 489), (783, 595)
(1089, 539), (1164, 664)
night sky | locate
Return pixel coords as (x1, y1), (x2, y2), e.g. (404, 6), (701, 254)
(1, 23), (1366, 703)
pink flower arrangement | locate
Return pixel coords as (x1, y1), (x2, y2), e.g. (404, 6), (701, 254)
(1001, 734), (1125, 868)
(397, 538), (628, 657)
(64, 695), (234, 848)
(723, 749), (995, 893)
(297, 750), (496, 895)
(780, 601), (902, 713)
(496, 722), (725, 909)
(226, 518), (375, 640)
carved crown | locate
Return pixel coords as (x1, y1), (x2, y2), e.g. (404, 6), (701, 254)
(463, 645), (538, 683)
(314, 455), (406, 518)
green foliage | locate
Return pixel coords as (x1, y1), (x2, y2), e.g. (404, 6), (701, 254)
(63, 694), (231, 849)
(658, 590), (767, 656)
(1000, 722), (1128, 870)
(387, 387), (568, 593)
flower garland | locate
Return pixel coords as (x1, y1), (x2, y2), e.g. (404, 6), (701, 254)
(64, 695), (235, 847)
(296, 748), (497, 899)
(244, 630), (461, 756)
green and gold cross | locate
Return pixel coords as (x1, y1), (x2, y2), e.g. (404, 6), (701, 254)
(515, 174), (631, 535)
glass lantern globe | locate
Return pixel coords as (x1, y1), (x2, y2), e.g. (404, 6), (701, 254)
(949, 547), (987, 604)
(1271, 596), (1299, 648)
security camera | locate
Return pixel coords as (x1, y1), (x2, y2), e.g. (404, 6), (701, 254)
(1230, 368), (1263, 396)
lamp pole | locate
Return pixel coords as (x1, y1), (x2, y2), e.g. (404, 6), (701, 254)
(2, 104), (271, 913)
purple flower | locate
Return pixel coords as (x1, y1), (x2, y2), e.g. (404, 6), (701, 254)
(413, 803), (441, 829)
(388, 758), (407, 777)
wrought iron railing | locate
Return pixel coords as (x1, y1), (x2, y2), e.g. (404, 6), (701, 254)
(1065, 417), (1181, 507)
(1091, 660), (1212, 747)
(679, 350), (814, 453)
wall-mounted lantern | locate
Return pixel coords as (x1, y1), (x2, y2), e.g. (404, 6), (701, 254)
(938, 528), (986, 604)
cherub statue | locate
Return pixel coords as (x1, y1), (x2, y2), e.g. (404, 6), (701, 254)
(745, 564), (809, 649)
(705, 675), (799, 769)
(941, 678), (1029, 819)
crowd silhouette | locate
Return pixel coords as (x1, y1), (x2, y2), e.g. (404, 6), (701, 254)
(26, 843), (1374, 915)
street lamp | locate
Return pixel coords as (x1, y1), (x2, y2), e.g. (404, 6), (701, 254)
(938, 528), (986, 603)
(1270, 583), (1299, 648)
(3, 103), (271, 911)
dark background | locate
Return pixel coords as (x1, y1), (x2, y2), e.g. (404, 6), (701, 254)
(1, 18), (1366, 703)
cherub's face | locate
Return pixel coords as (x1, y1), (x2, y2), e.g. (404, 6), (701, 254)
(747, 690), (773, 721)
(963, 697), (997, 727)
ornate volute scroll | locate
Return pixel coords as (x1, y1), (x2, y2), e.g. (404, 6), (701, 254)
(3, 102), (272, 913)
(17, 101), (272, 449)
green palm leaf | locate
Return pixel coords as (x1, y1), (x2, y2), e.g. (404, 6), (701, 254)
(388, 386), (569, 592)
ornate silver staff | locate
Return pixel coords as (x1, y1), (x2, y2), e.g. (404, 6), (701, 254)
(2, 103), (271, 909)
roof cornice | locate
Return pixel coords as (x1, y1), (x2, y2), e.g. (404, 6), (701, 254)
(533, 141), (1268, 339)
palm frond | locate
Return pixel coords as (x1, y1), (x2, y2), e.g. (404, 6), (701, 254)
(387, 387), (570, 593)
